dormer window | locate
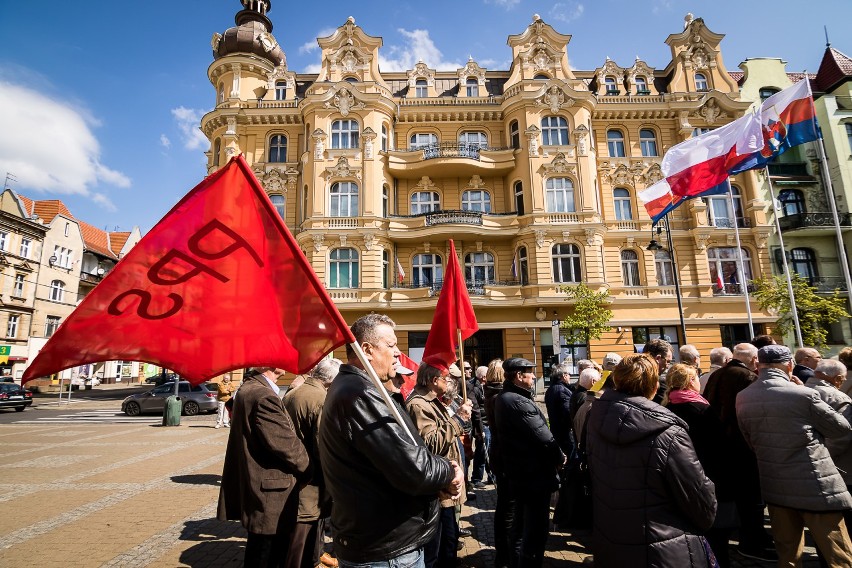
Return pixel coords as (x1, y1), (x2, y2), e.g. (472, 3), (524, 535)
(534, 74), (549, 80)
(275, 81), (286, 100)
(604, 77), (619, 95)
(695, 73), (708, 92)
(415, 79), (428, 98)
(635, 76), (649, 95)
(466, 78), (479, 97)
(344, 76), (358, 83)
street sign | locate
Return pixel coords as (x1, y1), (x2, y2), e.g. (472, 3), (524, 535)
(0, 345), (10, 365)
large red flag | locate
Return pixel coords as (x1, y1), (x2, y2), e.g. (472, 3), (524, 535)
(422, 240), (478, 369)
(22, 156), (354, 385)
(397, 352), (418, 400)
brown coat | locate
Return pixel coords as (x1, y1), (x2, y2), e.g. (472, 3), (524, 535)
(216, 380), (238, 402)
(282, 376), (326, 522)
(217, 374), (309, 535)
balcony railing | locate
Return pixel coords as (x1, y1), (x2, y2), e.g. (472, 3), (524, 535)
(79, 272), (104, 284)
(425, 210), (482, 226)
(778, 212), (852, 231)
(710, 217), (752, 228)
(768, 162), (809, 177)
(713, 283), (757, 296)
(394, 279), (522, 296)
(811, 277), (849, 293)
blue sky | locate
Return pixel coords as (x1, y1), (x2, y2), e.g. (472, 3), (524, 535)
(0, 0), (849, 234)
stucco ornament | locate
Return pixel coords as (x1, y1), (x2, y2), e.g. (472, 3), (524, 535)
(536, 86), (574, 114)
(312, 234), (324, 252)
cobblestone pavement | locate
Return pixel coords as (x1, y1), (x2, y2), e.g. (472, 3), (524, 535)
(0, 409), (822, 567)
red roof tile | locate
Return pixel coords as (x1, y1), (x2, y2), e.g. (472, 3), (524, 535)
(16, 194), (34, 217)
(31, 200), (73, 224)
(728, 71), (744, 85)
(816, 46), (852, 92)
(78, 220), (117, 259)
(108, 232), (131, 257)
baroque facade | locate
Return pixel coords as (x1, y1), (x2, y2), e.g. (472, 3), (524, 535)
(202, 2), (777, 376)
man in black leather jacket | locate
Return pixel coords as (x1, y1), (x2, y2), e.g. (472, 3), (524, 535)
(319, 314), (463, 568)
(493, 358), (566, 568)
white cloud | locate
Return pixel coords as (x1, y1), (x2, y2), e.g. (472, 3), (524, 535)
(550, 2), (584, 23)
(483, 0), (520, 8)
(0, 80), (131, 198)
(170, 107), (208, 151)
(380, 29), (463, 72)
(652, 0), (674, 14)
(159, 134), (171, 149)
(90, 193), (117, 212)
(299, 28), (336, 54)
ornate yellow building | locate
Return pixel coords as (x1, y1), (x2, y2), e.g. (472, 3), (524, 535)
(202, 2), (775, 376)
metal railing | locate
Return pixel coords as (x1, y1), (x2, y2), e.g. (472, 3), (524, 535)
(713, 283), (757, 296)
(395, 143), (513, 161)
(768, 162), (809, 177)
(425, 210), (483, 226)
(710, 217), (752, 228)
(778, 212), (852, 231)
(394, 279), (522, 295)
(811, 277), (849, 293)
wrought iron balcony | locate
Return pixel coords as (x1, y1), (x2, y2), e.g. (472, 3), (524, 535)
(394, 279), (521, 296)
(811, 277), (849, 293)
(425, 210), (483, 226)
(710, 217), (752, 228)
(768, 162), (810, 177)
(397, 142), (510, 161)
(713, 283), (757, 296)
(778, 212), (852, 231)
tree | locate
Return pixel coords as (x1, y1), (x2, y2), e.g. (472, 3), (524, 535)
(751, 273), (849, 350)
(557, 282), (613, 360)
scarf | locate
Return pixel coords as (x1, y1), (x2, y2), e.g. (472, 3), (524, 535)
(668, 388), (709, 406)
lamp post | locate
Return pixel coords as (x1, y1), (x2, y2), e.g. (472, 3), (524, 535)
(647, 216), (687, 343)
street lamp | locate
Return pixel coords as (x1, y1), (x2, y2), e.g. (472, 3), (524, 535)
(648, 216), (687, 343)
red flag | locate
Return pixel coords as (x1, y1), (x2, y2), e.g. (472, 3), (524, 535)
(422, 240), (478, 368)
(22, 156), (354, 385)
(398, 352), (418, 400)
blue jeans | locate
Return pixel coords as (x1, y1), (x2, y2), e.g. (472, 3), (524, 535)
(339, 548), (425, 568)
(471, 426), (491, 483)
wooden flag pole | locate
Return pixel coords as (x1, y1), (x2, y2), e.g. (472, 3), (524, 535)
(458, 328), (467, 401)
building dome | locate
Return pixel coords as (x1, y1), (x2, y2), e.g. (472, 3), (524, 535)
(214, 0), (286, 67)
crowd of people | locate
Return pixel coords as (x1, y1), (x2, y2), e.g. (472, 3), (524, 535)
(213, 315), (852, 568)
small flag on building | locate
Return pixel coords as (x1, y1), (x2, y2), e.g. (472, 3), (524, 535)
(396, 258), (406, 283)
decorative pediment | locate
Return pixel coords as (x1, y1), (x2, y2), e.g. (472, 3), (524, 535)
(324, 156), (362, 181)
(414, 176), (439, 192)
(467, 175), (486, 190)
(330, 43), (372, 75)
(323, 85), (366, 117)
(643, 163), (664, 185)
(535, 84), (575, 113)
(407, 60), (436, 87)
(266, 64), (296, 91)
(595, 58), (626, 84)
(458, 58), (486, 84)
(543, 153), (576, 176)
(626, 58), (655, 87)
(256, 167), (299, 192)
(682, 35), (715, 70)
(519, 41), (562, 75)
(605, 164), (633, 187)
(691, 97), (728, 125)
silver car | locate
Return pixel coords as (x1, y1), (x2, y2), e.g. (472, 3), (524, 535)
(121, 381), (218, 416)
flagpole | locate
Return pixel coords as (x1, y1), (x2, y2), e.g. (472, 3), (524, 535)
(457, 329), (467, 400)
(350, 340), (418, 444)
(727, 180), (755, 339)
(815, 137), (852, 317)
(764, 167), (804, 349)
(662, 214), (688, 343)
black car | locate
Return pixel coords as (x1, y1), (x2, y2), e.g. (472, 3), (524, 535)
(144, 373), (180, 385)
(0, 383), (33, 412)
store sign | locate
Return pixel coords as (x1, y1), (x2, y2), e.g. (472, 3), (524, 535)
(0, 345), (10, 365)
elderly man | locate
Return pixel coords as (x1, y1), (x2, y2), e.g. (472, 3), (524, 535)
(319, 314), (463, 568)
(494, 358), (566, 568)
(469, 365), (489, 489)
(545, 362), (574, 529)
(698, 346), (732, 394)
(283, 358), (342, 568)
(643, 338), (673, 404)
(793, 347), (822, 382)
(218, 367), (310, 568)
(679, 344), (701, 373)
(738, 346), (852, 566)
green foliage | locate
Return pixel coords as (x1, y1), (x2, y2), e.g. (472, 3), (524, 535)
(558, 283), (613, 358)
(751, 273), (849, 350)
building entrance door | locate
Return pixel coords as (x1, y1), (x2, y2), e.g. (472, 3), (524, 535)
(462, 330), (504, 369)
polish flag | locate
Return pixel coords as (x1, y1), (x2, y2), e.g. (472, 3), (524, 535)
(396, 258), (405, 283)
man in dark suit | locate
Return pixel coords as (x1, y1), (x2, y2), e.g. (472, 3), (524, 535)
(218, 367), (310, 568)
(793, 347), (821, 383)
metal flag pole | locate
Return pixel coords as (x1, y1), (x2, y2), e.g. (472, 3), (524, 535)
(764, 166), (804, 348)
(815, 137), (852, 314)
(350, 341), (418, 444)
(727, 180), (755, 339)
(662, 214), (688, 343)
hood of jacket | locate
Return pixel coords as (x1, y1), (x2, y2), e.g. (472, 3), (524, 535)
(593, 389), (685, 446)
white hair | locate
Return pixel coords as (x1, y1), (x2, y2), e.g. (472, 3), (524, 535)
(310, 358), (342, 385)
(733, 343), (758, 363)
(709, 347), (733, 366)
(816, 359), (847, 378)
(475, 366), (488, 380)
(578, 368), (601, 389)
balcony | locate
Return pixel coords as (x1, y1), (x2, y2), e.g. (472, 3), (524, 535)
(768, 162), (810, 177)
(709, 217), (752, 229)
(395, 279), (522, 298)
(713, 283), (758, 296)
(79, 272), (105, 285)
(386, 144), (516, 178)
(811, 277), (849, 293)
(387, 210), (518, 240)
(778, 212), (852, 231)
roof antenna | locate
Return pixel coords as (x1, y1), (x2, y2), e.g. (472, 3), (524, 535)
(824, 25), (831, 47)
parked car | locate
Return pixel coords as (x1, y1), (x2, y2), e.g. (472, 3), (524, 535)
(0, 383), (34, 412)
(144, 373), (180, 385)
(121, 381), (217, 416)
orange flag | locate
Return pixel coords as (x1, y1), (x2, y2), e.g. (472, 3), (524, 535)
(422, 240), (479, 369)
(23, 156), (354, 385)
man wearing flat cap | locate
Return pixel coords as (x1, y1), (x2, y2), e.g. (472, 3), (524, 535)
(493, 358), (565, 568)
(737, 345), (852, 566)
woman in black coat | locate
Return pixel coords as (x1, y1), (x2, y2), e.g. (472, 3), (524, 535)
(586, 354), (717, 567)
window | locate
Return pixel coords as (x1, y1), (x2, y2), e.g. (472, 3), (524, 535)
(708, 247), (753, 294)
(331, 119), (359, 149)
(413, 254), (443, 287)
(213, 138), (221, 166)
(541, 116), (569, 146)
(462, 190), (491, 212)
(270, 194), (285, 218)
(275, 80), (286, 100)
(514, 181), (525, 216)
(613, 188), (633, 220)
(0, 231), (7, 251)
(466, 78), (479, 97)
(655, 251), (674, 286)
(635, 76), (649, 95)
(705, 187), (744, 227)
(382, 250), (390, 289)
(65, 222), (69, 237)
(552, 244), (582, 283)
(695, 73), (708, 91)
(45, 316), (60, 338)
(268, 134), (287, 162)
(53, 246), (73, 269)
(465, 252), (495, 284)
(604, 76), (619, 95)
(633, 326), (680, 355)
(778, 189), (806, 216)
(6, 315), (18, 338)
(330, 182), (358, 217)
(639, 129), (658, 157)
(846, 123), (852, 152)
(790, 248), (818, 283)
(13, 274), (24, 297)
(516, 246), (529, 286)
(409, 133), (438, 150)
(545, 178), (576, 213)
(49, 280), (65, 302)
(382, 185), (389, 217)
(459, 131), (488, 149)
(381, 124), (388, 152)
(621, 250), (641, 286)
(510, 120), (520, 149)
(344, 77), (358, 83)
(415, 79), (428, 98)
(534, 74), (550, 80)
(218, 84), (225, 103)
(607, 129), (626, 157)
(759, 87), (779, 101)
(410, 191), (440, 214)
(693, 127), (711, 137)
(329, 248), (359, 288)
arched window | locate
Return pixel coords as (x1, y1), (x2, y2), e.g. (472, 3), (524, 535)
(639, 129), (658, 157)
(695, 73), (708, 91)
(275, 81), (287, 100)
(552, 244), (582, 283)
(655, 251), (674, 286)
(621, 250), (641, 287)
(533, 74), (550, 80)
(415, 79), (428, 98)
(604, 76), (619, 95)
(613, 188), (633, 220)
(381, 124), (388, 152)
(413, 254), (443, 287)
(218, 84), (225, 103)
(331, 119), (359, 149)
(465, 252), (495, 285)
(706, 187), (744, 227)
(268, 134), (287, 162)
(514, 181), (524, 215)
(329, 248), (359, 288)
(759, 87), (780, 101)
(382, 185), (389, 217)
(344, 76), (358, 83)
(410, 191), (440, 214)
(462, 190), (491, 212)
(330, 182), (359, 217)
(466, 78), (479, 97)
(49, 280), (65, 302)
(791, 248), (818, 283)
(459, 131), (488, 149)
(541, 116), (569, 146)
(708, 247), (753, 294)
(545, 178), (575, 213)
(778, 189), (806, 216)
(607, 129), (626, 157)
(516, 246), (529, 285)
(270, 194), (285, 218)
(382, 250), (390, 289)
(410, 133), (438, 150)
(509, 120), (520, 149)
(213, 138), (221, 166)
(635, 76), (649, 95)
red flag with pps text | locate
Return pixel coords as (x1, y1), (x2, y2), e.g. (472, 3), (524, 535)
(22, 156), (354, 385)
(421, 240), (479, 368)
